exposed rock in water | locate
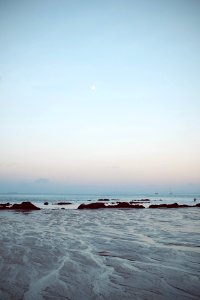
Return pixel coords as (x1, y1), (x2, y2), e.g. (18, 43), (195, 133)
(149, 203), (193, 209)
(44, 202), (49, 205)
(56, 202), (72, 205)
(129, 199), (150, 203)
(98, 251), (110, 256)
(0, 203), (10, 210)
(98, 199), (110, 201)
(78, 203), (106, 209)
(78, 202), (145, 209)
(130, 200), (150, 204)
(10, 202), (40, 210)
(111, 202), (145, 209)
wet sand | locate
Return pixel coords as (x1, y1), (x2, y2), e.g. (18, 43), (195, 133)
(0, 208), (200, 299)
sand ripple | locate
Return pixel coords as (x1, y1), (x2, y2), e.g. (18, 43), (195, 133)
(0, 208), (200, 299)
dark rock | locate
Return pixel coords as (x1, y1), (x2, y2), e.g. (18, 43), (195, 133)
(61, 207), (65, 210)
(44, 202), (49, 205)
(130, 199), (150, 202)
(195, 203), (200, 207)
(0, 203), (10, 210)
(130, 201), (150, 204)
(109, 202), (145, 209)
(10, 201), (40, 210)
(78, 203), (106, 209)
(149, 203), (192, 209)
(56, 202), (72, 205)
(78, 202), (144, 209)
(98, 251), (110, 256)
(98, 199), (110, 201)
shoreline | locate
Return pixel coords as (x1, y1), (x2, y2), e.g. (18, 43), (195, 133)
(1, 200), (200, 211)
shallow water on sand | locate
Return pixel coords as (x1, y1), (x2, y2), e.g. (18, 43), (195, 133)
(0, 208), (200, 300)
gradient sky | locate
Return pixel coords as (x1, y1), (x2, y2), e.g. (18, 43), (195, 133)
(0, 0), (200, 193)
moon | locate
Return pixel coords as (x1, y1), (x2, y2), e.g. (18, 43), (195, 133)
(91, 84), (96, 91)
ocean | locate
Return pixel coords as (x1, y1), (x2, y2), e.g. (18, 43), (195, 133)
(0, 193), (200, 299)
(0, 192), (199, 209)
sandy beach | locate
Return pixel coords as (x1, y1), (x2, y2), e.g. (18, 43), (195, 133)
(1, 0), (200, 298)
(0, 207), (200, 300)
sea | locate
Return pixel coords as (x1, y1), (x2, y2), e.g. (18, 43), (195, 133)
(0, 192), (199, 209)
(0, 193), (200, 300)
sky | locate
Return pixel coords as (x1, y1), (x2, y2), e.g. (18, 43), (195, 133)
(0, 0), (200, 194)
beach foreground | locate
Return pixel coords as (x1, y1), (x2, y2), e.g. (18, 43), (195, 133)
(0, 208), (200, 300)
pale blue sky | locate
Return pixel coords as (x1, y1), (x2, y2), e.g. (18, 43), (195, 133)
(0, 0), (200, 193)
